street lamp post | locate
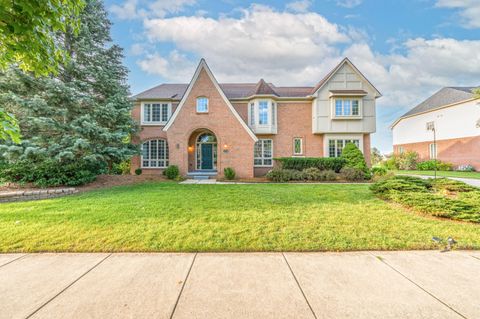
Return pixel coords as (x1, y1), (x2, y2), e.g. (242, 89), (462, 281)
(426, 121), (436, 179)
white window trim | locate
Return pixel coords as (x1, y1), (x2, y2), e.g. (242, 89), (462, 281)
(248, 99), (277, 134)
(331, 98), (363, 119)
(141, 102), (172, 125)
(323, 134), (363, 158)
(293, 137), (303, 156)
(141, 139), (169, 169)
(429, 143), (437, 159)
(196, 96), (209, 113)
(254, 139), (274, 167)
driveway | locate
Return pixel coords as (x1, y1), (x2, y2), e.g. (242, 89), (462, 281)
(1, 251), (479, 318)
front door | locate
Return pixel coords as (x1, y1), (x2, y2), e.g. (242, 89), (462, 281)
(200, 143), (213, 170)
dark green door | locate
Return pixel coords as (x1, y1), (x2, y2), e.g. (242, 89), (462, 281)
(201, 144), (213, 169)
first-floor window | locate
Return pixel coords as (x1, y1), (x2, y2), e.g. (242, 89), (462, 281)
(254, 139), (273, 166)
(429, 143), (437, 159)
(142, 139), (169, 168)
(293, 138), (303, 155)
(328, 139), (360, 157)
(398, 146), (404, 154)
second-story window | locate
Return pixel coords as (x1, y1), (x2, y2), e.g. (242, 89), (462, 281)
(196, 97), (208, 113)
(142, 102), (171, 125)
(258, 101), (269, 124)
(334, 99), (360, 116)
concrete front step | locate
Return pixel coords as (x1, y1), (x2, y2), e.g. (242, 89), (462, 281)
(187, 171), (218, 180)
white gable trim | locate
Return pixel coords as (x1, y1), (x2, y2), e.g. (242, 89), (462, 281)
(312, 58), (382, 98)
(163, 59), (258, 142)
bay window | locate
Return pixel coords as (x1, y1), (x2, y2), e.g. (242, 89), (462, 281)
(254, 139), (273, 167)
(142, 102), (171, 125)
(248, 99), (277, 134)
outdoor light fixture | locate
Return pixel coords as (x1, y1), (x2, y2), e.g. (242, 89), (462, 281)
(188, 145), (194, 152)
(223, 143), (229, 153)
(426, 121), (437, 179)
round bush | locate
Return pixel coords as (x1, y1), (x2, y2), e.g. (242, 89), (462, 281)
(164, 165), (179, 180)
(341, 143), (368, 173)
(340, 167), (365, 181)
(303, 167), (322, 181)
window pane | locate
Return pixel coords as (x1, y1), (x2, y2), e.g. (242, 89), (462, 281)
(197, 97), (208, 112)
(263, 140), (272, 158)
(254, 141), (262, 158)
(353, 140), (360, 148)
(142, 141), (150, 159)
(250, 103), (255, 125)
(329, 140), (336, 157)
(263, 159), (272, 166)
(336, 140), (344, 157)
(143, 104), (151, 122)
(343, 100), (351, 115)
(294, 138), (302, 154)
(259, 101), (269, 124)
(335, 100), (342, 116)
(161, 104), (169, 122)
(352, 100), (359, 115)
(152, 104), (161, 122)
(254, 159), (262, 165)
(150, 140), (158, 159)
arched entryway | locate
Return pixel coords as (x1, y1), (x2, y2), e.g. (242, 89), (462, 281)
(188, 129), (218, 172)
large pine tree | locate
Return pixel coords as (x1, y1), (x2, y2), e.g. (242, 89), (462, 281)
(0, 0), (137, 186)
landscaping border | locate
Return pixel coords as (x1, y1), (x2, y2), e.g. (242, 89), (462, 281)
(0, 188), (78, 203)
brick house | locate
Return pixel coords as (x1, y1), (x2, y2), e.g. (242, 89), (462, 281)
(391, 87), (480, 170)
(130, 58), (381, 178)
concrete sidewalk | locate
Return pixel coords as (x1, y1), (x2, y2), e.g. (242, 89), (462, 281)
(1, 251), (479, 318)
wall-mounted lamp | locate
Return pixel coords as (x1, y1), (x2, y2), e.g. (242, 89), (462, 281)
(223, 143), (229, 153)
(188, 145), (194, 153)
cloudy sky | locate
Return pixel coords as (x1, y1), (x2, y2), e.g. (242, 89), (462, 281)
(105, 0), (480, 153)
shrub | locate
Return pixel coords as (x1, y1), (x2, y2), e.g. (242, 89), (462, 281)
(110, 160), (131, 175)
(303, 167), (322, 181)
(266, 168), (305, 182)
(416, 160), (453, 171)
(457, 164), (476, 172)
(321, 170), (337, 181)
(383, 156), (399, 170)
(369, 177), (430, 197)
(371, 166), (387, 176)
(134, 168), (142, 175)
(0, 159), (103, 187)
(396, 151), (419, 170)
(164, 165), (180, 180)
(340, 167), (365, 181)
(224, 167), (236, 180)
(341, 143), (368, 174)
(275, 157), (346, 172)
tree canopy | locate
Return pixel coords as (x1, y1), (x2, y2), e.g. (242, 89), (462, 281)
(0, 0), (136, 186)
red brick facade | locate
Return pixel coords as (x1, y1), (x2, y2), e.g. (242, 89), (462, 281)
(131, 61), (374, 178)
(393, 135), (480, 170)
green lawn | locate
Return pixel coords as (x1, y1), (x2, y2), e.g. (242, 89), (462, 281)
(0, 182), (479, 252)
(395, 170), (480, 179)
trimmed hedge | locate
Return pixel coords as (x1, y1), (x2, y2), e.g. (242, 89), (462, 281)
(275, 157), (346, 173)
(416, 160), (453, 171)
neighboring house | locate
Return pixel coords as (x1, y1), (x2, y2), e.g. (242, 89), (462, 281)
(391, 87), (480, 170)
(130, 58), (381, 178)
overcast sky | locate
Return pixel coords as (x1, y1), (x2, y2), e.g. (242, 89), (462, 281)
(105, 0), (480, 153)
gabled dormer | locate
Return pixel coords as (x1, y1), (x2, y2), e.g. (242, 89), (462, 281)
(247, 79), (278, 134)
(311, 58), (381, 134)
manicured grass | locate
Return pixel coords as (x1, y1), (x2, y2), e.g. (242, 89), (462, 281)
(0, 182), (479, 252)
(395, 170), (480, 179)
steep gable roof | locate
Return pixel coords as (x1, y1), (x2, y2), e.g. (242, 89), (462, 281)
(310, 57), (382, 97)
(249, 79), (278, 96)
(162, 59), (257, 141)
(391, 86), (479, 128)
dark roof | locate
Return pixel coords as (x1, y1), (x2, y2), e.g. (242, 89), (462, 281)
(250, 79), (278, 96)
(400, 87), (478, 118)
(132, 82), (314, 100)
